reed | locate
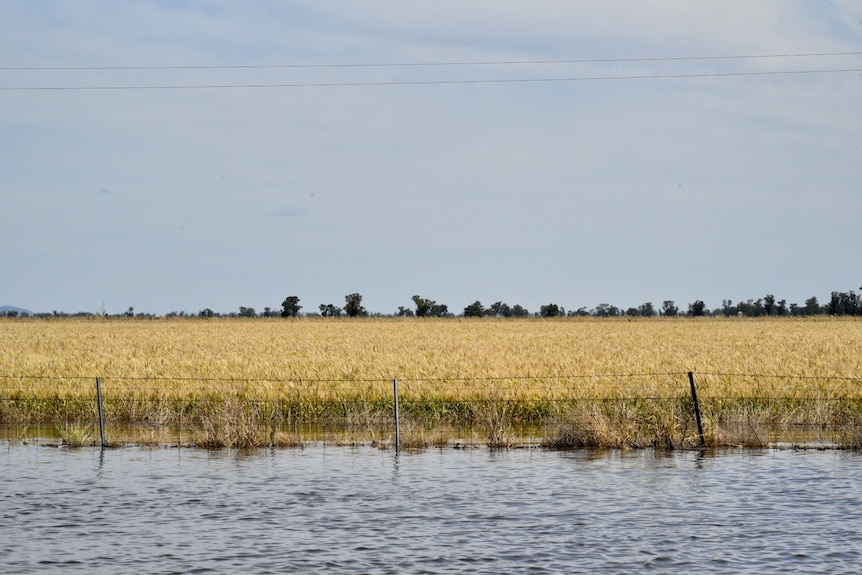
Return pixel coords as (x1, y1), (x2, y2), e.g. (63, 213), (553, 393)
(1, 316), (860, 448)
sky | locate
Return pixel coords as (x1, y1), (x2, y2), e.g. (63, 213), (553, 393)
(1, 1), (861, 316)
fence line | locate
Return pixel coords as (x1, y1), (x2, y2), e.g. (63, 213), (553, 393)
(2, 373), (861, 405)
(2, 371), (861, 450)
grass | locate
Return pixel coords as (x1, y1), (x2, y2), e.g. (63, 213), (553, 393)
(1, 316), (861, 449)
(56, 423), (94, 448)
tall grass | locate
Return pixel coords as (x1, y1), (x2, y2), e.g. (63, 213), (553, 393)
(1, 316), (860, 448)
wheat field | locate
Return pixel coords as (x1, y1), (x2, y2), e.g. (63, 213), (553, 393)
(2, 317), (861, 448)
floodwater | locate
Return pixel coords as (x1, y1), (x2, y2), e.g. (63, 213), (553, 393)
(2, 443), (861, 574)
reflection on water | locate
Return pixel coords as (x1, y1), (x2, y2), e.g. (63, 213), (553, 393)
(3, 421), (859, 450)
(2, 442), (862, 574)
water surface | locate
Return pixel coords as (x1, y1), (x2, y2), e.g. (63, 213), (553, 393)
(2, 443), (861, 573)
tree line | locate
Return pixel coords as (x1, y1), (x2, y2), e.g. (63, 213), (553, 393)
(9, 286), (860, 319)
(237, 288), (862, 319)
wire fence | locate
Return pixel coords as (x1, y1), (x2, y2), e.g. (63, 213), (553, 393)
(2, 372), (861, 450)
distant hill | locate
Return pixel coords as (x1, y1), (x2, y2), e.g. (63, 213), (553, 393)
(1, 305), (33, 316)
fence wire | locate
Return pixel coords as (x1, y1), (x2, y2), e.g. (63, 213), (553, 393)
(2, 372), (861, 449)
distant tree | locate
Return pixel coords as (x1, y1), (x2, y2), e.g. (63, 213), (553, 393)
(463, 301), (485, 317)
(593, 303), (619, 317)
(412, 295), (435, 317)
(540, 303), (562, 317)
(511, 305), (530, 318)
(125, 306), (134, 318)
(763, 294), (776, 316)
(319, 303), (342, 317)
(239, 306), (256, 318)
(344, 293), (367, 317)
(199, 308), (214, 318)
(736, 299), (758, 317)
(638, 302), (656, 317)
(828, 290), (861, 316)
(429, 303), (450, 317)
(661, 301), (678, 317)
(407, 295), (449, 317)
(754, 298), (765, 316)
(777, 299), (788, 316)
(396, 306), (414, 317)
(688, 300), (706, 317)
(804, 296), (821, 316)
(489, 301), (513, 318)
(281, 296), (302, 318)
(828, 292), (842, 315)
(721, 300), (736, 317)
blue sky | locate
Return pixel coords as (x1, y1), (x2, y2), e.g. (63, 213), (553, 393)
(2, 1), (861, 315)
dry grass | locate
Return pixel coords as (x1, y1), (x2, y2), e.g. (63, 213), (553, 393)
(1, 316), (860, 448)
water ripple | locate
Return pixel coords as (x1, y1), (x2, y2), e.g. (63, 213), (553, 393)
(2, 446), (862, 573)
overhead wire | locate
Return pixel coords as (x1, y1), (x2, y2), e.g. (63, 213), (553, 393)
(1, 68), (861, 91)
(1, 50), (859, 91)
(1, 50), (861, 71)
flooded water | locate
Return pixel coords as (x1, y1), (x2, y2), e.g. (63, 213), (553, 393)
(2, 443), (861, 574)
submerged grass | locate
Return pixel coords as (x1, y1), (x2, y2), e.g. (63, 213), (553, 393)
(1, 316), (861, 449)
(56, 423), (94, 448)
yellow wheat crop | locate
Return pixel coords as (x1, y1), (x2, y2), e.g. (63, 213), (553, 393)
(2, 316), (860, 397)
(2, 315), (861, 452)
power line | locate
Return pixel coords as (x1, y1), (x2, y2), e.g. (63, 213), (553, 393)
(1, 50), (860, 71)
(2, 67), (860, 91)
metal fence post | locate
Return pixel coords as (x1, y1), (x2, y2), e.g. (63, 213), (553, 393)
(96, 377), (108, 448)
(688, 371), (706, 448)
(393, 379), (401, 453)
